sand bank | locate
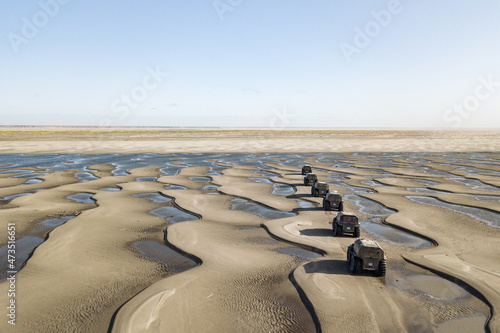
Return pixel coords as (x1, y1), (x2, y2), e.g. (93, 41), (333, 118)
(0, 145), (499, 332)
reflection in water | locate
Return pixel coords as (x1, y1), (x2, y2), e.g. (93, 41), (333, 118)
(406, 196), (500, 228)
(0, 215), (75, 281)
(99, 187), (121, 191)
(75, 172), (99, 182)
(189, 176), (211, 183)
(0, 193), (32, 201)
(165, 184), (187, 190)
(231, 198), (296, 220)
(150, 206), (199, 224)
(360, 218), (431, 249)
(67, 193), (96, 204)
(136, 177), (158, 182)
(272, 183), (295, 196)
(344, 195), (396, 216)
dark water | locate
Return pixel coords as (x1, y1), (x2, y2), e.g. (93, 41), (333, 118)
(24, 178), (44, 185)
(0, 215), (75, 281)
(189, 176), (211, 183)
(1, 153), (498, 185)
(275, 247), (322, 261)
(343, 194), (396, 216)
(406, 196), (500, 228)
(447, 178), (500, 192)
(75, 172), (99, 182)
(13, 172), (48, 179)
(407, 188), (500, 202)
(407, 178), (440, 186)
(231, 198), (296, 220)
(150, 206), (199, 223)
(134, 192), (171, 203)
(67, 193), (96, 204)
(0, 193), (32, 201)
(136, 176), (158, 182)
(327, 180), (374, 194)
(360, 218), (431, 249)
(135, 192), (199, 224)
(132, 240), (197, 273)
(272, 183), (295, 196)
(360, 180), (387, 187)
(249, 178), (295, 195)
(100, 187), (121, 191)
(165, 184), (187, 190)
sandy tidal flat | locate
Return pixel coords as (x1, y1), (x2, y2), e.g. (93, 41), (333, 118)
(2, 129), (500, 153)
(0, 151), (499, 332)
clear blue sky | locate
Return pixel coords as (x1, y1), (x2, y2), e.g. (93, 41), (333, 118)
(1, 0), (499, 128)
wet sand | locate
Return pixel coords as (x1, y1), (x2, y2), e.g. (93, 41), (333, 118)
(0, 130), (499, 332)
(1, 128), (500, 153)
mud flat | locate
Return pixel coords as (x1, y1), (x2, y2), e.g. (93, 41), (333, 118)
(1, 128), (500, 153)
(0, 140), (499, 332)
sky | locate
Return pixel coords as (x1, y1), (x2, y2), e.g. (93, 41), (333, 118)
(1, 0), (499, 129)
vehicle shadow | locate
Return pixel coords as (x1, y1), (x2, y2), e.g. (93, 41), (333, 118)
(287, 182), (309, 187)
(287, 193), (314, 199)
(300, 228), (332, 237)
(293, 207), (325, 212)
(303, 259), (350, 275)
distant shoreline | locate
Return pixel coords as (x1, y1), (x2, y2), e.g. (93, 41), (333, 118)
(1, 128), (499, 154)
(1, 126), (499, 138)
(1, 125), (499, 131)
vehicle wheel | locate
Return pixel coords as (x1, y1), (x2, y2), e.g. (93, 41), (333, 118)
(325, 201), (330, 211)
(304, 179), (307, 186)
(354, 227), (360, 237)
(338, 225), (343, 237)
(333, 223), (338, 236)
(349, 255), (355, 273)
(339, 201), (344, 211)
(347, 247), (352, 262)
(315, 189), (319, 197)
(376, 260), (387, 277)
(311, 187), (315, 196)
(353, 258), (362, 274)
